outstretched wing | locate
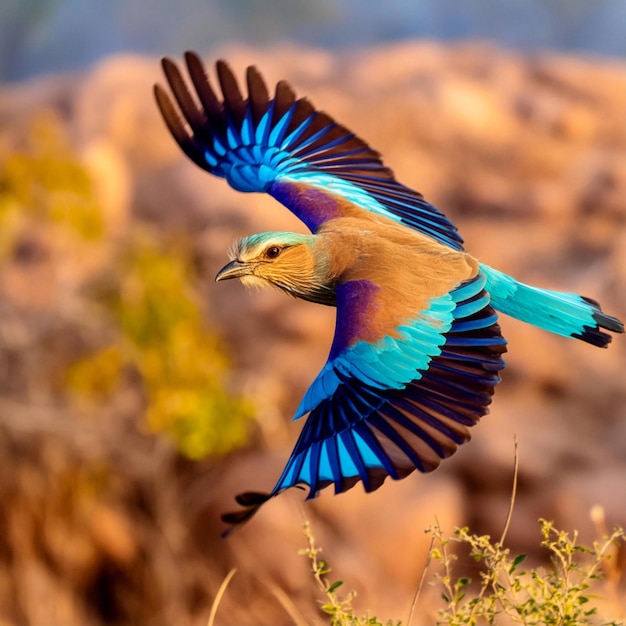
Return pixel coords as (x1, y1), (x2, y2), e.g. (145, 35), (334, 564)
(222, 272), (507, 530)
(154, 52), (463, 250)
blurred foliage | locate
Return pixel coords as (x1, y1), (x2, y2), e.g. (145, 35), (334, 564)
(68, 234), (253, 459)
(0, 112), (104, 243)
(1, 112), (251, 459)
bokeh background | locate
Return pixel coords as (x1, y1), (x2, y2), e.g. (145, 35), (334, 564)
(1, 1), (625, 624)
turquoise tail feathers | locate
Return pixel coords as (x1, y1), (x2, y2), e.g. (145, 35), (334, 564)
(480, 264), (624, 347)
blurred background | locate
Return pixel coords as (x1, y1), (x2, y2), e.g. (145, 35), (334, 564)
(3, 0), (626, 82)
(0, 1), (625, 625)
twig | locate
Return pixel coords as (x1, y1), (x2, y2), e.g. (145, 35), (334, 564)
(407, 530), (436, 626)
(265, 580), (310, 626)
(468, 434), (519, 622)
(499, 433), (519, 546)
(207, 568), (237, 626)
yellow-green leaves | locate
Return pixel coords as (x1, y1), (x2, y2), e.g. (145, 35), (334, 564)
(2, 112), (251, 460)
(0, 113), (103, 241)
(68, 235), (252, 459)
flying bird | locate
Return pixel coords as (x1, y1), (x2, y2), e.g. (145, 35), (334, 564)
(154, 52), (624, 530)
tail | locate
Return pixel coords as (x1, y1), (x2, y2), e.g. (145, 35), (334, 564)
(480, 264), (624, 347)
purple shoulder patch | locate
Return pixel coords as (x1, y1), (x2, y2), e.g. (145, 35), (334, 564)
(329, 280), (381, 358)
(270, 181), (343, 232)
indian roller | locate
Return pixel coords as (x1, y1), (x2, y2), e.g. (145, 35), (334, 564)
(154, 53), (624, 530)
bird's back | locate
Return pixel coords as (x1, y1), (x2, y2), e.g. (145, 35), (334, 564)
(317, 216), (479, 311)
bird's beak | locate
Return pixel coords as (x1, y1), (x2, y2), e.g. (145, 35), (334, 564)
(215, 259), (252, 282)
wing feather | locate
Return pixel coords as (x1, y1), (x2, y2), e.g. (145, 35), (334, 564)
(222, 272), (507, 531)
(216, 60), (246, 126)
(185, 51), (222, 120)
(156, 53), (463, 249)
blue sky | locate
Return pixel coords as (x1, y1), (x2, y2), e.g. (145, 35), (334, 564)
(2, 0), (625, 82)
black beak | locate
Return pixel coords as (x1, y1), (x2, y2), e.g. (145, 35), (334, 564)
(215, 259), (251, 282)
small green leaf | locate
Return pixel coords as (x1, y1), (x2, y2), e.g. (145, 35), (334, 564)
(320, 603), (336, 615)
(327, 580), (343, 593)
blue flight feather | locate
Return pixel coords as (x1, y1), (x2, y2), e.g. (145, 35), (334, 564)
(156, 54), (464, 248)
(272, 272), (506, 500)
(294, 282), (456, 419)
(156, 56), (623, 535)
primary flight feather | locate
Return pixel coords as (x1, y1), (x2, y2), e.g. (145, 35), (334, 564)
(154, 52), (624, 531)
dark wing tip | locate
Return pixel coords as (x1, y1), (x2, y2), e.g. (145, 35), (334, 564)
(220, 491), (273, 537)
(155, 53), (463, 247)
(215, 58), (232, 73)
(153, 83), (189, 143)
(183, 51), (222, 120)
(246, 65), (268, 94)
(243, 65), (270, 127)
(184, 50), (203, 67)
(160, 56), (182, 84)
(247, 65), (269, 101)
(234, 491), (272, 507)
(591, 308), (624, 335)
(577, 296), (624, 347)
(275, 79), (297, 103)
(216, 59), (246, 123)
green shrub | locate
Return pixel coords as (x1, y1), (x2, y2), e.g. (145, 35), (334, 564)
(299, 520), (401, 626)
(296, 518), (625, 626)
(429, 518), (625, 626)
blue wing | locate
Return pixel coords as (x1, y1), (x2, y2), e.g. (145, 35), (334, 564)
(222, 272), (506, 530)
(154, 52), (463, 250)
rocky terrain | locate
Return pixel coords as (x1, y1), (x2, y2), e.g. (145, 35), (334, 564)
(0, 41), (625, 625)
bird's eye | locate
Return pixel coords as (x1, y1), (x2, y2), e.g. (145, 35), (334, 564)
(265, 246), (281, 259)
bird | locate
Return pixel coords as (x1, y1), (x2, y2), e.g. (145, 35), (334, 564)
(154, 52), (624, 531)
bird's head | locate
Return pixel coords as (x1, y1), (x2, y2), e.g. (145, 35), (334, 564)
(215, 232), (335, 305)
